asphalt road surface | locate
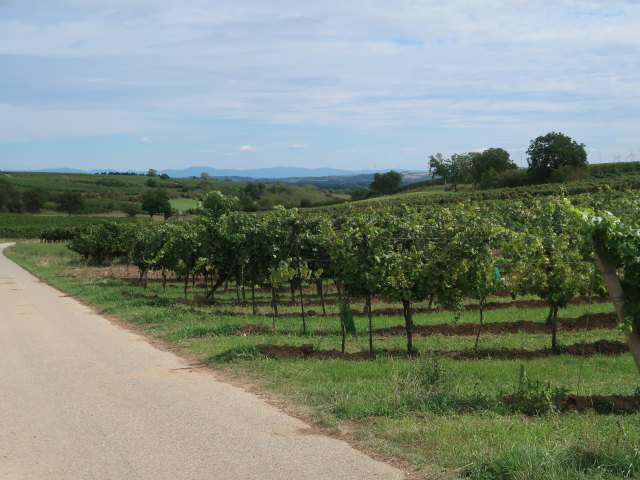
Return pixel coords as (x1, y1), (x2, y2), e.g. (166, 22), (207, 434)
(0, 243), (404, 480)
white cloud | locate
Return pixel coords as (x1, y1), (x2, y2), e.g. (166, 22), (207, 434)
(0, 0), (638, 167)
(140, 136), (153, 144)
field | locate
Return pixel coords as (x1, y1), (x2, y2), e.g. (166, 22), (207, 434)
(7, 241), (640, 480)
(0, 212), (145, 239)
(0, 171), (347, 214)
(169, 198), (200, 211)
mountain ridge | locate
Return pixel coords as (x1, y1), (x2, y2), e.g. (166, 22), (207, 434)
(32, 166), (383, 179)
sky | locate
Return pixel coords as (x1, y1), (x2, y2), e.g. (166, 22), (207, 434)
(1, 0), (639, 173)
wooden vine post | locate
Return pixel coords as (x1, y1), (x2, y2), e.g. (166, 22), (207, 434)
(294, 235), (307, 335)
(362, 233), (374, 358)
(591, 239), (640, 374)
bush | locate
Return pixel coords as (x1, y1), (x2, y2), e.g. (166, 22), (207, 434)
(493, 169), (529, 188)
(122, 202), (143, 217)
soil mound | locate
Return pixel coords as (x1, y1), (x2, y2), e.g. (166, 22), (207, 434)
(372, 313), (617, 337)
(559, 394), (640, 414)
(255, 340), (627, 361)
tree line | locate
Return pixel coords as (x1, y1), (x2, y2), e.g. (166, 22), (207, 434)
(428, 131), (588, 191)
(360, 131), (589, 199)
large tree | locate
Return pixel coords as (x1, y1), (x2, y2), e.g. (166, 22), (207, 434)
(0, 177), (20, 212)
(140, 189), (172, 218)
(369, 170), (402, 195)
(471, 148), (516, 188)
(428, 153), (473, 191)
(22, 188), (48, 213)
(526, 132), (587, 183)
(57, 192), (85, 216)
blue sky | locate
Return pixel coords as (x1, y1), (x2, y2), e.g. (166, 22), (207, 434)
(1, 0), (639, 172)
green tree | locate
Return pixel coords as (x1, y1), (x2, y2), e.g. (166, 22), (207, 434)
(0, 177), (10, 210)
(471, 148), (517, 188)
(244, 182), (266, 201)
(140, 189), (171, 218)
(22, 188), (48, 213)
(147, 168), (158, 177)
(369, 171), (402, 195)
(0, 177), (22, 212)
(198, 190), (237, 219)
(428, 153), (473, 191)
(527, 132), (587, 183)
(57, 192), (85, 216)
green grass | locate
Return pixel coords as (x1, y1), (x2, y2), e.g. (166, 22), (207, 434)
(169, 198), (200, 210)
(6, 241), (640, 480)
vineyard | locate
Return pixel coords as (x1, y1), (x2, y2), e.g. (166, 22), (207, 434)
(7, 189), (640, 479)
(0, 212), (144, 239)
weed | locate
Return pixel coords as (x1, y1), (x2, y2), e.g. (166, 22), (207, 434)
(390, 354), (452, 412)
(503, 364), (568, 415)
(208, 346), (267, 363)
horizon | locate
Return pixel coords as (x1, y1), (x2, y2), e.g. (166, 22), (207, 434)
(1, 1), (639, 172)
(1, 165), (420, 180)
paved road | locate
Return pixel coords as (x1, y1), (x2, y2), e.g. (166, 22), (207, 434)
(0, 243), (404, 480)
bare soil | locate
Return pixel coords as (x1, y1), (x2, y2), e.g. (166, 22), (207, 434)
(372, 313), (618, 336)
(255, 340), (628, 361)
(502, 392), (640, 414)
(559, 394), (640, 414)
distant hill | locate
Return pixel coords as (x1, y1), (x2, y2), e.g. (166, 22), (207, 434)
(22, 166), (429, 191)
(1, 170), (351, 214)
(28, 166), (430, 190)
(238, 172), (431, 191)
(158, 166), (378, 179)
(33, 166), (379, 178)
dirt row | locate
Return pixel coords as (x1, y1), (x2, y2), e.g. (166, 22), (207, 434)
(254, 340), (628, 361)
(174, 294), (610, 313)
(163, 293), (611, 320)
(501, 393), (640, 414)
(557, 394), (640, 414)
(229, 312), (618, 338)
(371, 312), (618, 336)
